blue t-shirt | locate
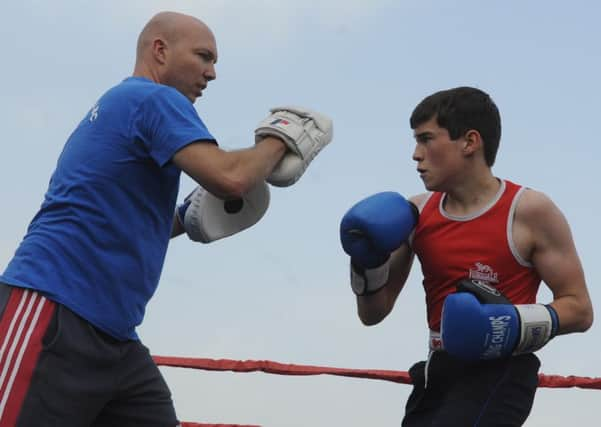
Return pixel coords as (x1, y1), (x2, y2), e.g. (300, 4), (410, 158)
(1, 77), (215, 340)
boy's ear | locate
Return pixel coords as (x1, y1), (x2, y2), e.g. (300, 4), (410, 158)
(462, 129), (482, 156)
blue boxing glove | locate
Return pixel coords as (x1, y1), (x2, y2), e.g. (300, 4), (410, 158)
(441, 279), (559, 361)
(340, 192), (418, 295)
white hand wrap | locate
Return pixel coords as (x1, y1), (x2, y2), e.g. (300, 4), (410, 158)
(513, 304), (557, 354)
(180, 182), (270, 243)
(350, 260), (390, 296)
(255, 106), (333, 187)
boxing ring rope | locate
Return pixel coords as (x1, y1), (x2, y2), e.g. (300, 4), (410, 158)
(153, 355), (601, 426)
(181, 424), (259, 427)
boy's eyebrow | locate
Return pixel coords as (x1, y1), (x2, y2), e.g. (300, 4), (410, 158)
(414, 131), (433, 139)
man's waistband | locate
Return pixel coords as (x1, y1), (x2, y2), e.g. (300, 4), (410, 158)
(429, 330), (443, 352)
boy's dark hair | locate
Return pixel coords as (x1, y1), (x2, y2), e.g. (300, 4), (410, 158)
(410, 87), (501, 166)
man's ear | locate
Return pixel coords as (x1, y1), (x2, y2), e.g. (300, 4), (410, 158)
(462, 129), (482, 156)
(152, 38), (168, 65)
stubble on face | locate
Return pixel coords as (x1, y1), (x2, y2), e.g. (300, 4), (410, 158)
(165, 18), (217, 102)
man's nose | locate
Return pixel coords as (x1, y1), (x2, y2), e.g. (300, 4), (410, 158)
(205, 63), (216, 81)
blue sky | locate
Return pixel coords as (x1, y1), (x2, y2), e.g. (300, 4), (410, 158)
(1, 1), (599, 425)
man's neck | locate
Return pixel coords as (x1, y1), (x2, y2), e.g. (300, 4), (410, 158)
(132, 63), (160, 84)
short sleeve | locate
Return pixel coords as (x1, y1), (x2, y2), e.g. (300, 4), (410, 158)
(132, 86), (216, 166)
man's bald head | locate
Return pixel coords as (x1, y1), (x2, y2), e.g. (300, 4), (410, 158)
(136, 12), (212, 60)
(133, 11), (218, 102)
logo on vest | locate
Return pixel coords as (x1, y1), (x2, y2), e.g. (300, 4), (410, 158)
(469, 262), (499, 283)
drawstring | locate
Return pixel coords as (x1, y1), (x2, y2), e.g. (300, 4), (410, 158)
(424, 350), (434, 389)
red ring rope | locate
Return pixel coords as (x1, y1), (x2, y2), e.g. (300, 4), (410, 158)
(157, 355), (601, 426)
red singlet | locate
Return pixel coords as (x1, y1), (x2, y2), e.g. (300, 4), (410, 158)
(411, 179), (541, 331)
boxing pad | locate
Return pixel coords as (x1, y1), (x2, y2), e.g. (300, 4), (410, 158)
(178, 182), (270, 243)
(255, 106), (333, 187)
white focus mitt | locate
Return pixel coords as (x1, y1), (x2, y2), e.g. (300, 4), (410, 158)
(177, 182), (270, 243)
(255, 106), (333, 187)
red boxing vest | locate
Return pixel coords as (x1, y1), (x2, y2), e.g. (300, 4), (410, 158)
(412, 180), (541, 331)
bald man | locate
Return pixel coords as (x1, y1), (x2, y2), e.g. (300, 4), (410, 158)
(0, 11), (321, 426)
